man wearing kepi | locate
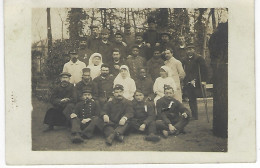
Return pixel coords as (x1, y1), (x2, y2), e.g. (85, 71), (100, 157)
(129, 90), (160, 142)
(182, 44), (207, 120)
(43, 72), (76, 132)
(101, 84), (134, 145)
(156, 85), (190, 138)
(64, 88), (101, 143)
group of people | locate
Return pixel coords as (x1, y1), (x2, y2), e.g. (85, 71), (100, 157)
(43, 18), (208, 145)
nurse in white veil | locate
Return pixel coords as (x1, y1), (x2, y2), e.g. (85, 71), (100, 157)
(87, 53), (103, 79)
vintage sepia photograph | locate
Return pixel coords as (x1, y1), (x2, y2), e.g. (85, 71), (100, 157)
(31, 8), (228, 151)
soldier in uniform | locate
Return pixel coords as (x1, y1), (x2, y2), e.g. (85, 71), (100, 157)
(75, 68), (98, 102)
(112, 31), (128, 59)
(77, 37), (94, 65)
(182, 44), (207, 120)
(63, 89), (101, 143)
(156, 85), (190, 138)
(125, 45), (146, 81)
(108, 48), (126, 76)
(88, 25), (100, 52)
(93, 64), (115, 108)
(133, 32), (149, 60)
(97, 28), (113, 64)
(135, 68), (155, 102)
(147, 46), (165, 81)
(43, 72), (76, 132)
(123, 23), (135, 46)
(129, 90), (160, 142)
(160, 31), (176, 61)
(100, 84), (134, 145)
(174, 35), (187, 64)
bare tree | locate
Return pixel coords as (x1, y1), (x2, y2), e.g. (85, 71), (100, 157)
(47, 8), (52, 57)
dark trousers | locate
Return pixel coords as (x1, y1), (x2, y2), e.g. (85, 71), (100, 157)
(102, 121), (129, 138)
(156, 116), (189, 132)
(129, 119), (157, 135)
(184, 84), (198, 119)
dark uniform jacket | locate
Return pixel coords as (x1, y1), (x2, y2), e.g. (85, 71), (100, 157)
(174, 46), (186, 63)
(75, 79), (98, 101)
(131, 100), (155, 125)
(50, 82), (76, 109)
(93, 75), (115, 100)
(182, 55), (207, 85)
(74, 99), (101, 120)
(123, 33), (135, 46)
(112, 42), (128, 59)
(135, 76), (155, 99)
(133, 42), (149, 60)
(147, 57), (165, 81)
(143, 29), (160, 47)
(156, 96), (189, 124)
(101, 98), (134, 123)
(88, 36), (100, 52)
(108, 59), (126, 76)
(126, 55), (146, 81)
(97, 40), (113, 64)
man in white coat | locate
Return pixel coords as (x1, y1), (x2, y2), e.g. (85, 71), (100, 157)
(63, 50), (87, 85)
(163, 48), (185, 102)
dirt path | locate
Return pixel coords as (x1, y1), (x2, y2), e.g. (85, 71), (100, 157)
(32, 97), (227, 152)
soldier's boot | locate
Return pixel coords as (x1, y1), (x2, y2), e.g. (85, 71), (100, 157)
(145, 133), (160, 142)
(115, 132), (124, 142)
(71, 132), (84, 144)
(106, 133), (115, 146)
(162, 130), (169, 138)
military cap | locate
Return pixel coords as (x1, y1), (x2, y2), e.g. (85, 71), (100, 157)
(82, 68), (91, 73)
(124, 23), (131, 28)
(69, 50), (78, 54)
(115, 30), (123, 36)
(186, 43), (196, 49)
(164, 84), (173, 91)
(82, 88), (92, 94)
(113, 84), (124, 91)
(101, 28), (110, 34)
(135, 32), (143, 37)
(59, 72), (71, 77)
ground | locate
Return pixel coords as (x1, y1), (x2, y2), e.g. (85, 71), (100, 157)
(32, 96), (227, 152)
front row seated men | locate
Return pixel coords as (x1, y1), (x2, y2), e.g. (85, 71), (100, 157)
(156, 85), (190, 137)
(43, 73), (190, 144)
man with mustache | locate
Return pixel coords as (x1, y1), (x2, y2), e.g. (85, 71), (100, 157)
(108, 48), (126, 76)
(63, 50), (86, 85)
(101, 84), (134, 145)
(43, 72), (76, 132)
(77, 37), (93, 65)
(93, 64), (115, 108)
(182, 44), (207, 120)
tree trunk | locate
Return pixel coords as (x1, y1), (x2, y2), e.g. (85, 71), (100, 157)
(125, 8), (127, 23)
(127, 8), (130, 23)
(131, 8), (136, 33)
(47, 8), (52, 57)
(202, 9), (211, 59)
(211, 8), (216, 31)
(104, 8), (107, 28)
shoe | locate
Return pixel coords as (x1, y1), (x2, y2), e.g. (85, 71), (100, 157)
(115, 132), (124, 142)
(106, 133), (115, 146)
(71, 133), (84, 144)
(43, 125), (54, 132)
(145, 134), (160, 142)
(162, 130), (169, 138)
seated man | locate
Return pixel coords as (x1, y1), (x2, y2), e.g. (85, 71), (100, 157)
(43, 72), (76, 131)
(76, 68), (98, 101)
(63, 89), (101, 143)
(129, 90), (160, 142)
(156, 85), (190, 138)
(135, 68), (155, 102)
(93, 64), (115, 108)
(101, 84), (134, 145)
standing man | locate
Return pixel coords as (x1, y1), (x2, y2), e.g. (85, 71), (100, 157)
(182, 44), (207, 120)
(108, 48), (126, 76)
(147, 47), (165, 81)
(164, 48), (186, 102)
(135, 68), (154, 102)
(97, 28), (113, 64)
(112, 31), (128, 59)
(75, 68), (98, 101)
(126, 45), (146, 81)
(101, 84), (134, 145)
(77, 37), (93, 65)
(43, 72), (76, 131)
(133, 32), (149, 60)
(93, 64), (115, 108)
(156, 85), (190, 137)
(174, 35), (187, 63)
(88, 25), (100, 52)
(63, 50), (86, 85)
(123, 23), (135, 46)
(160, 31), (176, 60)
